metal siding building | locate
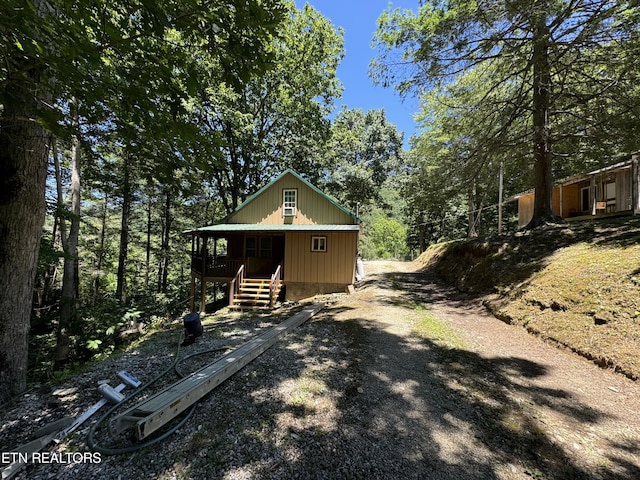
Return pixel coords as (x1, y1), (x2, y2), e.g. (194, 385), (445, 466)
(185, 170), (361, 309)
(512, 157), (639, 227)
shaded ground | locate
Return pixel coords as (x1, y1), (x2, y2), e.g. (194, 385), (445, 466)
(334, 260), (640, 479)
(2, 259), (639, 479)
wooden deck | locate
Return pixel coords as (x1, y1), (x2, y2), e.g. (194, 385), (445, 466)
(190, 261), (283, 312)
(191, 256), (242, 280)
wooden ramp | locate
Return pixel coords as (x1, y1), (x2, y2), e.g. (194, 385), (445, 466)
(110, 303), (323, 441)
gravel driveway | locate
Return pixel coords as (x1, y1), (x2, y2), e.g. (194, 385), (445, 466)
(2, 260), (639, 479)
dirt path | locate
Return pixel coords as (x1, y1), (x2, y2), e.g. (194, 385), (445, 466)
(3, 259), (640, 480)
(333, 260), (640, 479)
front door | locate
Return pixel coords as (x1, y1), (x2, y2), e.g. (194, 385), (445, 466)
(245, 235), (284, 277)
(581, 186), (591, 213)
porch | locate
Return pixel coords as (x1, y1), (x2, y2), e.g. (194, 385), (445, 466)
(190, 254), (243, 281)
(188, 232), (284, 312)
(514, 156), (640, 227)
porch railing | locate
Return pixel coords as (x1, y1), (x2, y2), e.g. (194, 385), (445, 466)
(229, 264), (245, 307)
(192, 255), (243, 278)
(269, 264), (282, 308)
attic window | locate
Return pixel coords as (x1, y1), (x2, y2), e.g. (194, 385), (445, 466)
(283, 189), (297, 216)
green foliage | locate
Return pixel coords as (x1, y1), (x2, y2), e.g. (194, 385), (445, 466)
(86, 339), (102, 351)
(193, 2), (344, 212)
(373, 0), (640, 231)
(9, 1), (291, 386)
(360, 213), (408, 260)
(322, 108), (404, 213)
(37, 232), (60, 277)
(28, 290), (189, 383)
(319, 108), (409, 258)
(400, 66), (526, 246)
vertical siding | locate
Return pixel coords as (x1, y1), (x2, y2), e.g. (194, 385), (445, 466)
(284, 232), (358, 284)
(521, 184), (580, 225)
(227, 173), (356, 225)
(551, 188), (560, 216)
(518, 194), (534, 227)
(616, 168), (632, 211)
(561, 184), (580, 217)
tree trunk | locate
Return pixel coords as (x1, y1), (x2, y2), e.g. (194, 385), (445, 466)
(527, 5), (559, 229)
(157, 220), (165, 292)
(417, 213), (426, 253)
(56, 103), (81, 368)
(41, 139), (64, 308)
(92, 194), (108, 304)
(116, 155), (131, 304)
(157, 189), (172, 294)
(467, 183), (478, 238)
(0, 68), (51, 404)
(145, 192), (152, 291)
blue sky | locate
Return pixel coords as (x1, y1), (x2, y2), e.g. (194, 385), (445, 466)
(293, 0), (421, 146)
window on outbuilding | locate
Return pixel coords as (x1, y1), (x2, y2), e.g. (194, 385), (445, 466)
(311, 236), (327, 252)
(283, 189), (297, 216)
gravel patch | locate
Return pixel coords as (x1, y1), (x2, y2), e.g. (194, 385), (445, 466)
(2, 260), (640, 479)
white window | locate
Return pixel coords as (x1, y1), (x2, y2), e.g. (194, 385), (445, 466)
(283, 189), (297, 216)
(605, 182), (615, 201)
(311, 236), (327, 252)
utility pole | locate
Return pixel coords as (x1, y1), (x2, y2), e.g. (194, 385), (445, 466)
(498, 161), (504, 234)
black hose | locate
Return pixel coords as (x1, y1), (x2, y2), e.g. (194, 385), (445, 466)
(87, 328), (231, 455)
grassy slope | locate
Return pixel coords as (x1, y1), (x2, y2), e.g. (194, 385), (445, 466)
(415, 216), (640, 381)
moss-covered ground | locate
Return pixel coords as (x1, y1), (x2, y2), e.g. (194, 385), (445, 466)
(416, 215), (640, 380)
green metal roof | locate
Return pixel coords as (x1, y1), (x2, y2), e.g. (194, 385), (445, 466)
(185, 224), (360, 235)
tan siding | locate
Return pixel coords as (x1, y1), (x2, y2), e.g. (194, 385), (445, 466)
(551, 188), (560, 216)
(518, 194), (534, 227)
(522, 186), (573, 225)
(284, 232), (357, 284)
(227, 173), (356, 225)
(561, 184), (580, 217)
(551, 186), (574, 217)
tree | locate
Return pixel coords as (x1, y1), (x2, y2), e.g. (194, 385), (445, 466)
(361, 214), (408, 260)
(404, 64), (530, 242)
(55, 100), (82, 367)
(193, 2), (344, 213)
(0, 0), (286, 403)
(322, 108), (404, 214)
(372, 0), (640, 229)
(0, 0), (54, 403)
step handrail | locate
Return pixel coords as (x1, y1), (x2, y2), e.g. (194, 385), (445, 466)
(229, 264), (245, 307)
(269, 264), (282, 308)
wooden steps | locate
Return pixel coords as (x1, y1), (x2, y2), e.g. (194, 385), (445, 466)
(230, 278), (282, 309)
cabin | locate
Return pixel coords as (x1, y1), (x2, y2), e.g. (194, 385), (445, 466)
(185, 169), (361, 311)
(513, 154), (640, 227)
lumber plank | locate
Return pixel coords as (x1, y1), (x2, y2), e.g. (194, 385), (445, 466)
(110, 303), (323, 440)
